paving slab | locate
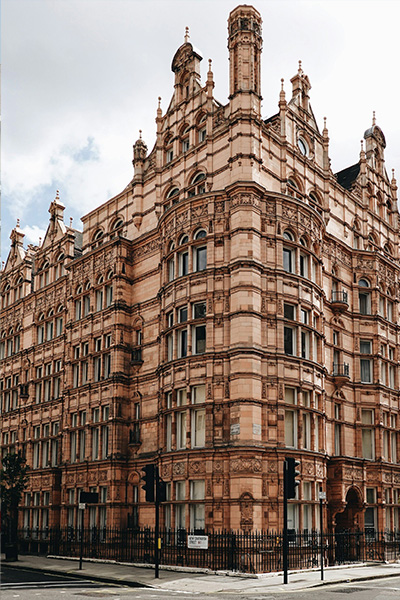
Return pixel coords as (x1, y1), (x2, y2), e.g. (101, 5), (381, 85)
(1, 554), (400, 593)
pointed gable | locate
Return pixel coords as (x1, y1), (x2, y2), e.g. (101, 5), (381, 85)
(41, 190), (67, 249)
(2, 221), (26, 273)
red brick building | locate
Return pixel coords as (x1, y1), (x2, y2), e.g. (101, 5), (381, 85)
(1, 5), (400, 536)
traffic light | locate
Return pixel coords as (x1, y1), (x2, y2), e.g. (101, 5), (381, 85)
(157, 479), (167, 503)
(285, 457), (300, 499)
(141, 464), (155, 502)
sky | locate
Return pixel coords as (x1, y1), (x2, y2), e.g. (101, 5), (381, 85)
(2, 0), (400, 262)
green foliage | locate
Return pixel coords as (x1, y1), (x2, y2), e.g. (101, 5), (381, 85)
(0, 451), (29, 518)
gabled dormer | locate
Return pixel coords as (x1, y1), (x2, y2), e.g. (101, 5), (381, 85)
(32, 192), (82, 291)
(170, 30), (203, 110)
(0, 222), (34, 309)
(288, 62), (320, 135)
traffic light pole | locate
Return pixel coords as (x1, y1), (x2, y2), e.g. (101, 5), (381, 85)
(283, 459), (288, 585)
(154, 466), (160, 579)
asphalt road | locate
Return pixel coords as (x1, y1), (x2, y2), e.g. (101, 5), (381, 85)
(1, 566), (400, 600)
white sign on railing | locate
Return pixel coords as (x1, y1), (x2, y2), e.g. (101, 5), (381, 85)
(187, 535), (209, 549)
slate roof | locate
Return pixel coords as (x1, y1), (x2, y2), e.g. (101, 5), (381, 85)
(335, 162), (360, 190)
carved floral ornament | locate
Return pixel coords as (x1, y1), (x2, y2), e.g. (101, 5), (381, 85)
(230, 193), (261, 209)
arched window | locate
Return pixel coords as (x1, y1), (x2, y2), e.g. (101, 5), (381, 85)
(37, 313), (45, 344)
(358, 279), (371, 315)
(167, 187), (180, 202)
(2, 283), (11, 308)
(178, 235), (189, 277)
(197, 113), (207, 143)
(287, 179), (298, 196)
(164, 134), (173, 164)
(194, 229), (207, 240)
(309, 191), (323, 215)
(55, 252), (65, 280)
(92, 229), (104, 249)
(14, 276), (24, 302)
(96, 275), (104, 312)
(188, 172), (206, 197)
(359, 278), (370, 287)
(38, 259), (50, 288)
(105, 271), (114, 308)
(164, 187), (180, 212)
(111, 218), (124, 237)
(46, 309), (54, 341)
(383, 243), (392, 256)
(193, 230), (207, 272)
(180, 124), (190, 154)
(56, 305), (64, 336)
(283, 231), (295, 273)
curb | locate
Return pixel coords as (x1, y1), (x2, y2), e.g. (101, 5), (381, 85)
(307, 570), (400, 589)
(2, 562), (146, 589)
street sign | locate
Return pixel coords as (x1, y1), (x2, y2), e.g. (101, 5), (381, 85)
(78, 503), (86, 510)
(319, 491), (326, 500)
(188, 535), (208, 549)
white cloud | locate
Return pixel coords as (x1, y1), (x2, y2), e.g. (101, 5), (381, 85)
(21, 225), (47, 247)
(2, 0), (400, 260)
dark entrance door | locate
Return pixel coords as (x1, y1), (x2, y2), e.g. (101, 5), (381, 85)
(334, 487), (363, 563)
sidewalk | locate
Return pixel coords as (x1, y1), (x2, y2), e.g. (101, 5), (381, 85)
(2, 554), (400, 592)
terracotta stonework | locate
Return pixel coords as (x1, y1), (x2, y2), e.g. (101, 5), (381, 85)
(1, 5), (400, 535)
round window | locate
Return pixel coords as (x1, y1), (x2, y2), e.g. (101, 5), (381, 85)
(298, 137), (308, 156)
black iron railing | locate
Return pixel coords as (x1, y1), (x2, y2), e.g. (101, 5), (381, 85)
(332, 363), (350, 377)
(16, 528), (400, 573)
(331, 291), (348, 304)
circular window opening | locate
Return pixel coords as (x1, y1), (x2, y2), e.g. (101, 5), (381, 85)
(298, 137), (308, 156)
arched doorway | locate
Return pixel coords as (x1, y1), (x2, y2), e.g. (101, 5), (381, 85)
(334, 487), (364, 564)
(335, 487), (364, 532)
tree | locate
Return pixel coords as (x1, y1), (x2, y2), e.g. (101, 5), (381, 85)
(1, 451), (29, 559)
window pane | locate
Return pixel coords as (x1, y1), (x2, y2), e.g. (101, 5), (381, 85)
(196, 247), (207, 271)
(284, 327), (294, 355)
(194, 326), (206, 354)
(283, 249), (293, 273)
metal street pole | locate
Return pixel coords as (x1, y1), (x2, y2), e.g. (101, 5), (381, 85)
(319, 487), (325, 581)
(155, 466), (160, 579)
(283, 460), (288, 585)
(79, 507), (84, 570)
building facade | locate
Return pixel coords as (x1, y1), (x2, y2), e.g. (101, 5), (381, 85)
(1, 5), (400, 536)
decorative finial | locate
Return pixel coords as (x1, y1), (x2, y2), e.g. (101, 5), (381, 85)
(16, 218), (20, 227)
(281, 78), (284, 91)
(55, 189), (60, 200)
(324, 117), (327, 128)
(39, 237), (42, 246)
(158, 97), (161, 109)
(69, 217), (73, 227)
(184, 26), (190, 43)
(208, 58), (212, 71)
(139, 129), (142, 139)
(372, 111), (376, 126)
(298, 60), (302, 73)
